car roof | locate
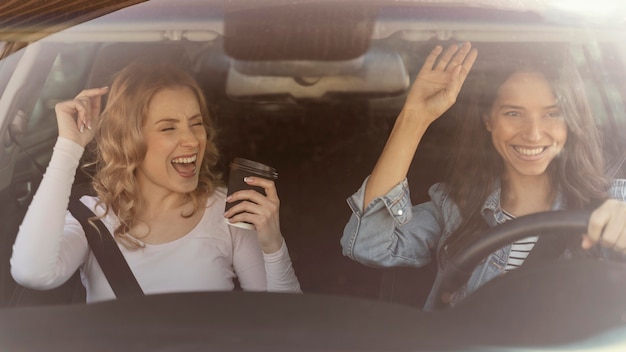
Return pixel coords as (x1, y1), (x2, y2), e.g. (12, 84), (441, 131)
(3, 0), (625, 40)
(0, 0), (146, 60)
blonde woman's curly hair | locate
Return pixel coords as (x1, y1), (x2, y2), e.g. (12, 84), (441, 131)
(89, 62), (221, 249)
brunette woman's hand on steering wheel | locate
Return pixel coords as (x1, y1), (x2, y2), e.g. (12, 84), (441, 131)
(584, 199), (626, 254)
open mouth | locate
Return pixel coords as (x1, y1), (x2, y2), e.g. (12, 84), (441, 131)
(171, 154), (198, 177)
(513, 146), (547, 157)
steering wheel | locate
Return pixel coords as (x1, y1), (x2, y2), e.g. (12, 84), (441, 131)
(431, 209), (591, 309)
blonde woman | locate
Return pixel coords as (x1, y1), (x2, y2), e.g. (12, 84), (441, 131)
(11, 63), (300, 302)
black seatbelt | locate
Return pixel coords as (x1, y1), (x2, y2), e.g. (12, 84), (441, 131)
(12, 132), (143, 299)
(68, 197), (144, 299)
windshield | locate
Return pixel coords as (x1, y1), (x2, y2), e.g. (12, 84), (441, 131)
(0, 1), (625, 351)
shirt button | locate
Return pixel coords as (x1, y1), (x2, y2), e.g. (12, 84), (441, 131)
(397, 210), (403, 216)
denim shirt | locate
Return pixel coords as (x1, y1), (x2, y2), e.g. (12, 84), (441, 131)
(341, 177), (626, 311)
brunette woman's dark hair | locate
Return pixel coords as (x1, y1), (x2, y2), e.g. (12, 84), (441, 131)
(439, 43), (609, 263)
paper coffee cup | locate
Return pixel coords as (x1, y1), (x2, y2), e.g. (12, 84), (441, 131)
(225, 158), (278, 230)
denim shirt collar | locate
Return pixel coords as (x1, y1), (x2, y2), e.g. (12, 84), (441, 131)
(480, 179), (566, 227)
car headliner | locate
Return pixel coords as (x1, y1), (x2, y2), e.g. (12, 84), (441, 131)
(4, 0), (622, 57)
(3, 0), (624, 58)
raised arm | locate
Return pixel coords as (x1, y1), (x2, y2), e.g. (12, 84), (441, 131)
(363, 42), (477, 207)
(10, 88), (108, 288)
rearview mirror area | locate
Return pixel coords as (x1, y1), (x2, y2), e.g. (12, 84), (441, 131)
(223, 3), (378, 61)
(225, 47), (410, 100)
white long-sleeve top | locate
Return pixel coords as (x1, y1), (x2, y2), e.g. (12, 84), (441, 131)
(11, 137), (300, 303)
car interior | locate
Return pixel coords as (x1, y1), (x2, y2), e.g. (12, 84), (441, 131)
(1, 2), (626, 320)
(0, 35), (436, 308)
(2, 2), (626, 351)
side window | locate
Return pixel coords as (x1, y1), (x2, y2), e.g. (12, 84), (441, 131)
(574, 43), (625, 128)
(17, 44), (98, 169)
(9, 43), (98, 209)
(0, 46), (24, 100)
(572, 42), (626, 178)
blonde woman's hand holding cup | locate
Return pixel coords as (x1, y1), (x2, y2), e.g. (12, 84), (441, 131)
(224, 176), (284, 254)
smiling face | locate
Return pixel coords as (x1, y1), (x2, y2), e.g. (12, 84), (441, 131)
(136, 86), (207, 198)
(484, 71), (568, 181)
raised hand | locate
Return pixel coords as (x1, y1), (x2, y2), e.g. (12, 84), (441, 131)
(403, 42), (477, 124)
(362, 43), (478, 207)
(54, 87), (109, 147)
(224, 177), (284, 254)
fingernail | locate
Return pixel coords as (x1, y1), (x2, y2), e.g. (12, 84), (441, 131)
(80, 123), (84, 133)
(226, 195), (232, 201)
(101, 86), (109, 90)
(244, 177), (254, 183)
(87, 122), (92, 130)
